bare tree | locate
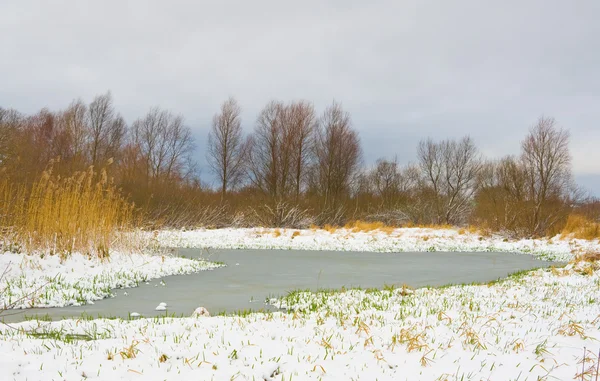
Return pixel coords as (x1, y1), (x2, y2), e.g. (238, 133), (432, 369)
(207, 97), (248, 199)
(418, 136), (481, 224)
(130, 107), (194, 184)
(370, 157), (402, 208)
(521, 116), (573, 235)
(247, 100), (317, 208)
(85, 91), (127, 167)
(287, 101), (316, 202)
(105, 115), (127, 164)
(87, 92), (115, 166)
(247, 101), (286, 199)
(313, 102), (361, 210)
(0, 108), (23, 167)
(61, 99), (88, 159)
(24, 109), (59, 170)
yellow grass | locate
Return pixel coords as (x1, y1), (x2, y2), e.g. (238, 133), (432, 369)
(343, 220), (396, 235)
(561, 214), (600, 240)
(0, 165), (134, 259)
(574, 251), (600, 263)
(323, 224), (338, 234)
(402, 221), (454, 230)
(467, 225), (479, 234)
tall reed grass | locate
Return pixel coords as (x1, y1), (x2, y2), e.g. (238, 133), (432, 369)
(0, 164), (134, 259)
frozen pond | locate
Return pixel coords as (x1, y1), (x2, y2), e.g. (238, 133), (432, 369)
(4, 249), (561, 322)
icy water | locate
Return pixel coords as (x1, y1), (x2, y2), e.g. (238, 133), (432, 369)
(5, 249), (561, 322)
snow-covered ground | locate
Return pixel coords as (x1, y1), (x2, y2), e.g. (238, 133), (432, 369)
(1, 227), (600, 380)
(2, 263), (600, 380)
(154, 226), (600, 262)
(0, 251), (220, 309)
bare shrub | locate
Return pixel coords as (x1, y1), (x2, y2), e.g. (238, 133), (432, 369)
(249, 202), (313, 228)
(314, 205), (348, 227)
(363, 210), (411, 226)
(142, 203), (229, 230)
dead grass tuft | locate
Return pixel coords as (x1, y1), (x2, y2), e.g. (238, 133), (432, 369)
(561, 214), (600, 240)
(323, 224), (338, 234)
(575, 252), (600, 263)
(344, 220), (396, 235)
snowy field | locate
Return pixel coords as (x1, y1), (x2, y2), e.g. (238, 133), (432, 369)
(154, 226), (600, 262)
(1, 227), (600, 380)
(0, 251), (220, 309)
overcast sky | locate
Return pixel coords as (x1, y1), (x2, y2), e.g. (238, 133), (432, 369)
(1, 1), (599, 195)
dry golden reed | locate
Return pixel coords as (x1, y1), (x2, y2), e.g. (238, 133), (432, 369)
(343, 220), (395, 234)
(561, 214), (600, 240)
(1, 165), (134, 259)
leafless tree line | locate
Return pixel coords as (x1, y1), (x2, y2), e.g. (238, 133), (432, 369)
(1, 92), (585, 236)
(206, 98), (579, 235)
(208, 99), (361, 212)
(475, 117), (575, 236)
(0, 92), (195, 209)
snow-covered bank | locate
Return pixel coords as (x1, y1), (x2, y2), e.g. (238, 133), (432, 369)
(3, 226), (598, 310)
(2, 263), (600, 380)
(154, 227), (600, 262)
(2, 227), (600, 379)
(0, 251), (220, 309)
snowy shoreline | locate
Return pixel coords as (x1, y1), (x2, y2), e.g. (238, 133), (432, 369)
(2, 226), (599, 310)
(153, 226), (600, 262)
(2, 227), (600, 380)
(0, 251), (220, 310)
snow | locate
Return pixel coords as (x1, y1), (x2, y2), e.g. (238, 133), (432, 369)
(0, 251), (221, 309)
(2, 263), (600, 380)
(1, 227), (600, 380)
(152, 226), (600, 262)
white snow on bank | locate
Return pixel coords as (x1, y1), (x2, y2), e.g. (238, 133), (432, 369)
(2, 263), (600, 380)
(2, 228), (600, 379)
(153, 227), (600, 261)
(0, 251), (220, 309)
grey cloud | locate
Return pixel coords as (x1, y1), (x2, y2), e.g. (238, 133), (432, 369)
(1, 0), (599, 194)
